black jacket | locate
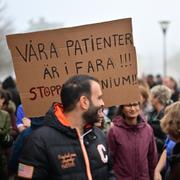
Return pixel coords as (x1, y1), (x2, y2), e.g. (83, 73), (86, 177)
(148, 108), (166, 155)
(166, 143), (180, 180)
(17, 104), (115, 180)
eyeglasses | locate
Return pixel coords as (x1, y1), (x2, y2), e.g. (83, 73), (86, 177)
(124, 102), (140, 108)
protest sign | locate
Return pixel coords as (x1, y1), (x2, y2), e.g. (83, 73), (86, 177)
(6, 18), (140, 117)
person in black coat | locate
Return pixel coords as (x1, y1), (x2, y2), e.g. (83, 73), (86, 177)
(148, 85), (172, 157)
(16, 75), (115, 180)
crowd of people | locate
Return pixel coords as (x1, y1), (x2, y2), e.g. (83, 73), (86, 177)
(0, 74), (180, 180)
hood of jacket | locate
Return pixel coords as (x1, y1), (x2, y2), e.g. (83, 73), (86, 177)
(44, 103), (76, 138)
(112, 115), (147, 130)
(44, 103), (94, 138)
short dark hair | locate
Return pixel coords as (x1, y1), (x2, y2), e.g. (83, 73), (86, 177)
(116, 105), (124, 117)
(0, 89), (11, 106)
(61, 75), (99, 112)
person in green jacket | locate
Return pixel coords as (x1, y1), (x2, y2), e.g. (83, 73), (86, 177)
(0, 89), (11, 180)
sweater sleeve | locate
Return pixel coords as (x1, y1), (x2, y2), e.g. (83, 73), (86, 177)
(0, 111), (11, 135)
(148, 127), (158, 180)
(16, 133), (49, 179)
(16, 105), (24, 128)
(107, 127), (117, 163)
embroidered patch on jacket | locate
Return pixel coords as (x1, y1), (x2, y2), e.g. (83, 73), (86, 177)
(97, 144), (108, 163)
(58, 153), (77, 169)
(18, 163), (34, 179)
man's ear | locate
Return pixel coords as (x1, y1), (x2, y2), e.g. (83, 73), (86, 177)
(79, 96), (89, 110)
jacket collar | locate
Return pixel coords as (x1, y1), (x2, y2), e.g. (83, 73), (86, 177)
(45, 103), (94, 137)
(112, 115), (146, 129)
(54, 103), (71, 127)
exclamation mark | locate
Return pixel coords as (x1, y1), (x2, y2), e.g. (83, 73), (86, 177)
(125, 53), (128, 67)
(132, 74), (135, 85)
(132, 74), (137, 85)
(128, 53), (131, 66)
(120, 54), (123, 67)
(131, 74), (137, 85)
(134, 74), (137, 84)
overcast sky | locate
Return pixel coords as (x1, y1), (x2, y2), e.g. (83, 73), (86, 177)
(4, 0), (180, 79)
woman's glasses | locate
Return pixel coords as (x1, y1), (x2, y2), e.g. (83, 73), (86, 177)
(124, 102), (140, 108)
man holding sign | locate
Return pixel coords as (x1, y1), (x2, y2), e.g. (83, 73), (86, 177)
(6, 18), (140, 180)
(6, 18), (140, 118)
(17, 75), (115, 180)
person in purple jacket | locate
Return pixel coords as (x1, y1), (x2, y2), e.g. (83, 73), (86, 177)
(108, 101), (158, 180)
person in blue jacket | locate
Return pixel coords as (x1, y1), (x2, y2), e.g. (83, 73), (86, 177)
(16, 104), (31, 133)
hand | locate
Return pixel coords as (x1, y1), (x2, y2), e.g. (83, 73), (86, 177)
(154, 170), (162, 180)
(22, 117), (31, 127)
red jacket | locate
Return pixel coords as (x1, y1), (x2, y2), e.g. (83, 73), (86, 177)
(108, 115), (158, 180)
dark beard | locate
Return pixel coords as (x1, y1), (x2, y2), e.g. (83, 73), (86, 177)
(82, 102), (100, 125)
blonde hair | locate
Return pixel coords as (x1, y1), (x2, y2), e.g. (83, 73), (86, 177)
(139, 85), (150, 103)
(160, 101), (180, 141)
(138, 78), (149, 90)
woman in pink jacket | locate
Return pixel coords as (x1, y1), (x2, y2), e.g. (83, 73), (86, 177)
(108, 101), (158, 180)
